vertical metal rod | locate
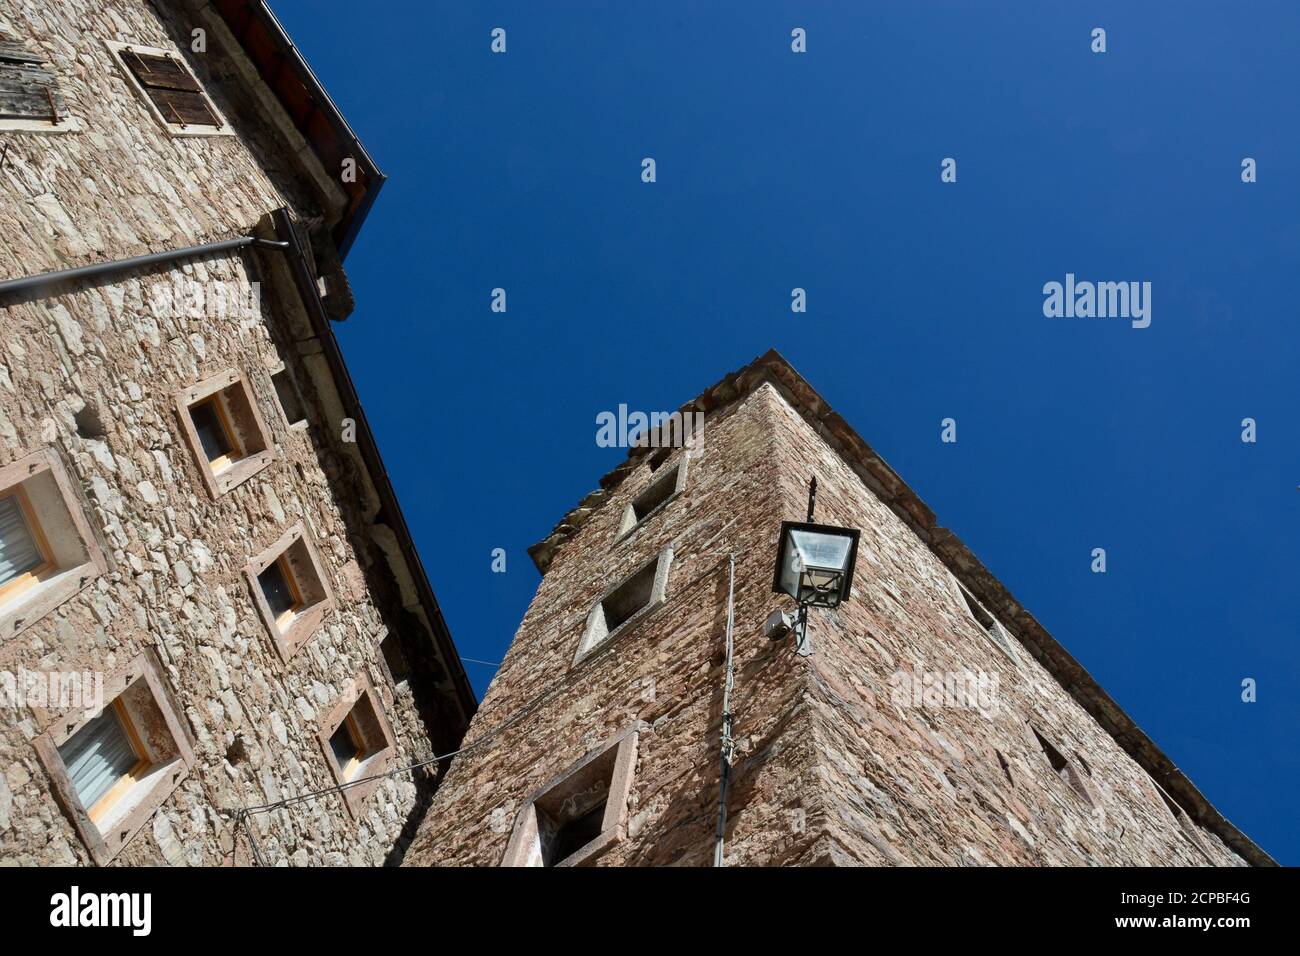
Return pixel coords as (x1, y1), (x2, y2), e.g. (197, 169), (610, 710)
(714, 553), (737, 867)
(807, 476), (817, 522)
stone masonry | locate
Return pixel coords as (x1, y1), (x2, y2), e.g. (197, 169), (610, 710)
(404, 351), (1271, 867)
(0, 0), (472, 865)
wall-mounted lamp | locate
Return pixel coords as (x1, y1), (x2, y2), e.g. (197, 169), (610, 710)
(768, 477), (860, 656)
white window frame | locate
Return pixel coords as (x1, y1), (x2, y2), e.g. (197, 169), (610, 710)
(616, 454), (689, 541)
(575, 547), (673, 666)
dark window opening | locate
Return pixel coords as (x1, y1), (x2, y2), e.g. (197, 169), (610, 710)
(190, 399), (235, 464)
(258, 559), (299, 622)
(550, 803), (606, 865)
(630, 465), (679, 525)
(381, 631), (411, 685)
(647, 447), (672, 471)
(1033, 728), (1094, 805)
(271, 368), (307, 427)
(601, 562), (658, 633)
(329, 720), (359, 769)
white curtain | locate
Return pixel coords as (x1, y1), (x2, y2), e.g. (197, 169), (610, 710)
(0, 495), (44, 588)
(60, 707), (139, 811)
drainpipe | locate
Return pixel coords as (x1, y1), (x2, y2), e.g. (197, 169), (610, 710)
(0, 236), (288, 298)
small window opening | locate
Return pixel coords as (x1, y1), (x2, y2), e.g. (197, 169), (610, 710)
(258, 556), (304, 630)
(271, 367), (307, 428)
(632, 465), (679, 523)
(118, 46), (221, 128)
(601, 563), (656, 633)
(380, 631), (411, 685)
(329, 715), (364, 781)
(327, 693), (386, 783)
(577, 549), (672, 662)
(958, 585), (1017, 661)
(532, 760), (614, 866)
(190, 396), (240, 472)
(1032, 728), (1094, 806)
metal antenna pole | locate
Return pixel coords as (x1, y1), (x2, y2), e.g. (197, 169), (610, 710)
(714, 553), (737, 867)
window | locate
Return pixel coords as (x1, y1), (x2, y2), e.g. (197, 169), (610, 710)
(318, 674), (396, 816)
(258, 556), (303, 630)
(1031, 727), (1095, 807)
(60, 700), (148, 826)
(0, 33), (74, 132)
(380, 629), (411, 687)
(0, 448), (107, 642)
(502, 723), (644, 867)
(33, 650), (195, 865)
(270, 365), (308, 431)
(190, 396), (238, 470)
(175, 369), (274, 497)
(1150, 777), (1216, 861)
(0, 488), (54, 601)
(328, 714), (365, 781)
(617, 458), (688, 539)
(107, 41), (229, 135)
(957, 582), (1017, 662)
(575, 547), (673, 665)
(245, 523), (335, 664)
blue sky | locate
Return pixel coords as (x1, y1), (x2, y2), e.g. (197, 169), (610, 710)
(271, 1), (1299, 863)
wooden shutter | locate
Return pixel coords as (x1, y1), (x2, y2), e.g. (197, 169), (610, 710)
(0, 34), (67, 122)
(121, 48), (220, 128)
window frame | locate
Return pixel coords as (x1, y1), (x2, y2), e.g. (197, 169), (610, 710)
(0, 34), (80, 133)
(501, 723), (645, 867)
(268, 363), (310, 433)
(955, 579), (1018, 663)
(317, 673), (397, 817)
(175, 368), (275, 498)
(574, 546), (674, 667)
(0, 447), (109, 643)
(245, 522), (335, 665)
(32, 650), (195, 866)
(106, 40), (233, 137)
(616, 454), (689, 542)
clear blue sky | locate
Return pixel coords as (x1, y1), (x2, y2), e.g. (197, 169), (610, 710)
(271, 1), (1299, 864)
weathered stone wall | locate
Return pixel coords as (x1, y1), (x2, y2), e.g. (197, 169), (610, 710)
(0, 0), (446, 865)
(407, 381), (1248, 867)
(760, 385), (1245, 866)
(407, 387), (832, 866)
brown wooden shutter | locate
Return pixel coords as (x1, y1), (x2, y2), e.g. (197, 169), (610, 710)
(121, 49), (220, 128)
(0, 35), (67, 122)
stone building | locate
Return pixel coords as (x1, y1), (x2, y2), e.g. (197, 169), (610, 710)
(405, 350), (1273, 867)
(0, 1), (474, 865)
